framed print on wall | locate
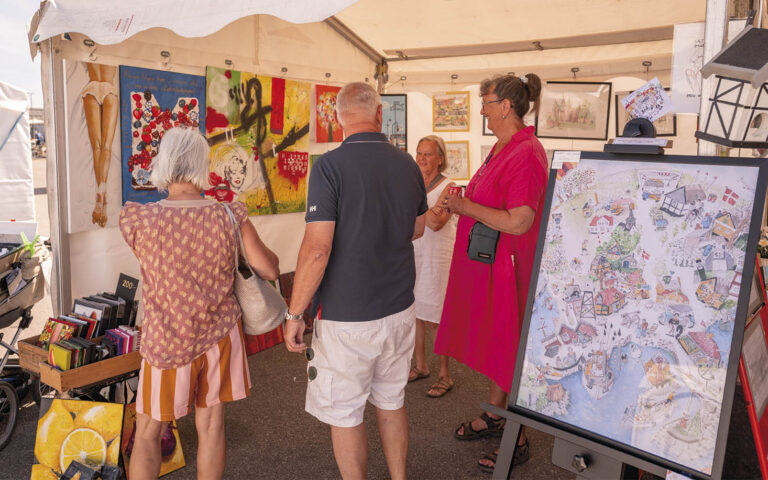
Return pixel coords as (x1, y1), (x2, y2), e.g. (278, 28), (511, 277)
(444, 140), (470, 181)
(535, 81), (612, 140)
(615, 89), (677, 137)
(433, 91), (470, 132)
(381, 94), (407, 151)
(480, 144), (493, 163)
(510, 152), (768, 479)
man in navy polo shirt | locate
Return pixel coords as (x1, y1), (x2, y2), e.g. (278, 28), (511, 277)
(285, 82), (427, 480)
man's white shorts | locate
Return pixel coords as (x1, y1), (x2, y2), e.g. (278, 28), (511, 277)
(305, 304), (416, 427)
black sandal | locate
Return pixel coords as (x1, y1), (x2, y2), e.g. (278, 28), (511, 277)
(454, 412), (505, 440)
(476, 439), (530, 474)
(478, 451), (497, 473)
(513, 438), (530, 466)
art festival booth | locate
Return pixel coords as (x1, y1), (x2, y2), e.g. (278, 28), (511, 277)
(24, 0), (768, 478)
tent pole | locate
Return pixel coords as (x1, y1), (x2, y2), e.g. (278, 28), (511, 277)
(698, 0), (729, 156)
(39, 38), (71, 316)
(324, 16), (384, 66)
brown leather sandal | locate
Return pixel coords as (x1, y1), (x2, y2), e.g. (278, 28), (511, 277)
(454, 412), (505, 440)
(408, 366), (429, 383)
(426, 377), (454, 398)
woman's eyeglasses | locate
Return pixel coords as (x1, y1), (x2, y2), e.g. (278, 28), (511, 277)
(481, 99), (503, 107)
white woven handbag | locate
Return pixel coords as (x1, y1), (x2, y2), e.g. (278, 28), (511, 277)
(222, 204), (286, 335)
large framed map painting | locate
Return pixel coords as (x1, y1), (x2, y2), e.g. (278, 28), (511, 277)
(205, 66), (310, 215)
(512, 153), (767, 479)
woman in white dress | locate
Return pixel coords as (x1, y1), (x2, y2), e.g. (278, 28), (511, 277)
(409, 135), (458, 397)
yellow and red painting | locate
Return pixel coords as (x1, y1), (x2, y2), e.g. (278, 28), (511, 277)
(205, 66), (310, 215)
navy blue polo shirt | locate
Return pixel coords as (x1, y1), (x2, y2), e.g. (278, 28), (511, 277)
(306, 132), (428, 322)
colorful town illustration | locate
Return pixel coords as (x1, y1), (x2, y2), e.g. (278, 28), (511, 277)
(516, 158), (759, 475)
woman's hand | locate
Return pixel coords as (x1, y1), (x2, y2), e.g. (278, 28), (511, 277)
(443, 194), (469, 216)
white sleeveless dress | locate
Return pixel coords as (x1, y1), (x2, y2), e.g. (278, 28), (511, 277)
(413, 177), (457, 323)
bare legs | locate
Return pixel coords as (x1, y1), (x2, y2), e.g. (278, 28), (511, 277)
(83, 63), (118, 227)
(195, 404), (226, 479)
(130, 405), (225, 480)
(130, 413), (164, 480)
(413, 319), (452, 395)
(331, 406), (409, 480)
(331, 424), (368, 480)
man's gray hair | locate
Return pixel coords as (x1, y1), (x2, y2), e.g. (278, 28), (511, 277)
(149, 127), (210, 192)
(336, 82), (380, 124)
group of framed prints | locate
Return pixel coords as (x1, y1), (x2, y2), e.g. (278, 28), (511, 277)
(531, 81), (677, 140)
(426, 80), (679, 182)
(420, 91), (472, 181)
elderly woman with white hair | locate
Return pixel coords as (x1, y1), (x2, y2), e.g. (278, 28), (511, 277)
(119, 127), (279, 480)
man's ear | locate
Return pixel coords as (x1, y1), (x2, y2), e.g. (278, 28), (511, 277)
(375, 104), (383, 129)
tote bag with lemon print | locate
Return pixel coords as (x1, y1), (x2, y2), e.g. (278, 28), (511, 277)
(31, 399), (124, 479)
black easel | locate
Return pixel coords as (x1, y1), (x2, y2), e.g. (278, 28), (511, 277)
(489, 138), (768, 480)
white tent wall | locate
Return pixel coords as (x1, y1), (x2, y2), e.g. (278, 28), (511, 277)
(0, 82), (35, 222)
(45, 15), (375, 315)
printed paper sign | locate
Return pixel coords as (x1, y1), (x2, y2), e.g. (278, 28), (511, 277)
(621, 78), (673, 123)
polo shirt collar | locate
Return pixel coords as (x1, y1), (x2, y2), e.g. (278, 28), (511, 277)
(343, 132), (388, 144)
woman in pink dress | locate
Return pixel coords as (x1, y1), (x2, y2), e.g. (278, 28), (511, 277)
(436, 73), (548, 472)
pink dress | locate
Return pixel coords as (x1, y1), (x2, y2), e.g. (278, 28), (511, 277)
(434, 126), (548, 392)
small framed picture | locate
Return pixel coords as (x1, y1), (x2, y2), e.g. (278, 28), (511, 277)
(433, 91), (470, 132)
(535, 81), (612, 140)
(381, 94), (407, 151)
(445, 141), (470, 180)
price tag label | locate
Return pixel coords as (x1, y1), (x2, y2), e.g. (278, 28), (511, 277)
(115, 273), (140, 302)
(552, 151), (581, 169)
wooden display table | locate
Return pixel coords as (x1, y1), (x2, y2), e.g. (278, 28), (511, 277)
(18, 334), (141, 396)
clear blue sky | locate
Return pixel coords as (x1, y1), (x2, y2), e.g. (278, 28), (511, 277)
(0, 0), (43, 107)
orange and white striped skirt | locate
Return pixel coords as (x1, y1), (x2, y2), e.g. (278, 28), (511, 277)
(136, 322), (251, 421)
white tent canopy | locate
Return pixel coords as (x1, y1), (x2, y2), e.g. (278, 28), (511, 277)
(31, 0), (707, 83)
(30, 0), (358, 45)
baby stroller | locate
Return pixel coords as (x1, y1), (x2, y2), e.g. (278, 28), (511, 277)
(0, 239), (48, 450)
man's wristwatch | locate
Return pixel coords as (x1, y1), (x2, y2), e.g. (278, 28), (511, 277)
(285, 311), (303, 322)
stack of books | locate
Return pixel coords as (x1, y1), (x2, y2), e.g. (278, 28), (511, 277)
(39, 273), (141, 371)
(47, 336), (100, 371)
(103, 326), (140, 357)
(72, 291), (138, 337)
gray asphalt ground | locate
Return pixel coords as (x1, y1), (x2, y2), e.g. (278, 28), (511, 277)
(0, 156), (762, 479)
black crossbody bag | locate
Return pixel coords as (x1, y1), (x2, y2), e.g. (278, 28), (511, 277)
(467, 221), (500, 264)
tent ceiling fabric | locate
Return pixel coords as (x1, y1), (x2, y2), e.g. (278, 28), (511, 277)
(334, 0), (705, 53)
(332, 0), (705, 81)
(31, 0), (359, 45)
(29, 0), (708, 82)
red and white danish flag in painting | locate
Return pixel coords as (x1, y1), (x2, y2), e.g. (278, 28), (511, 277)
(641, 250), (650, 260)
(722, 187), (739, 205)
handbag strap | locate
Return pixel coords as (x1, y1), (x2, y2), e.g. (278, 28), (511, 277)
(221, 203), (257, 279)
